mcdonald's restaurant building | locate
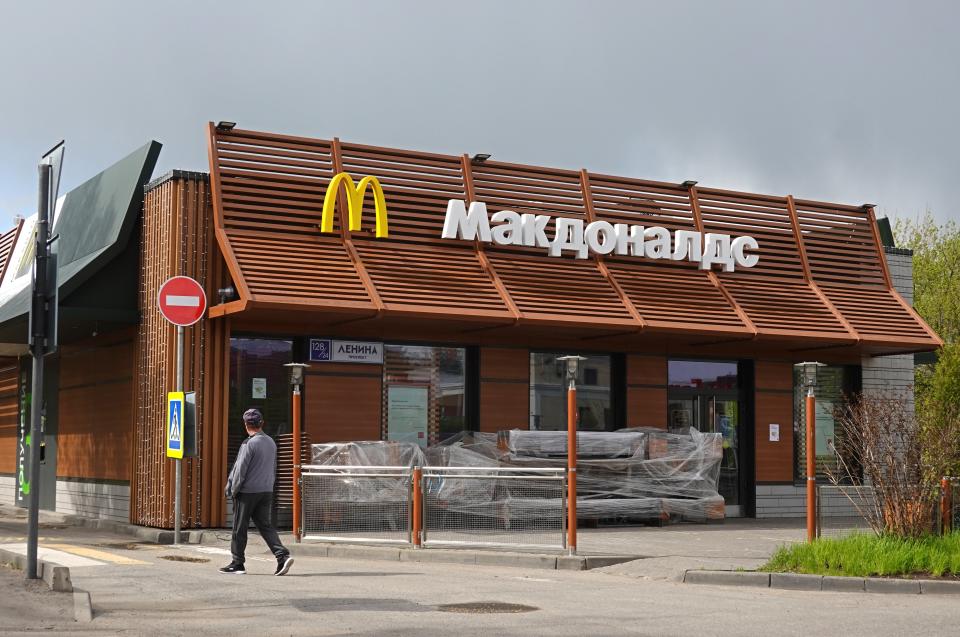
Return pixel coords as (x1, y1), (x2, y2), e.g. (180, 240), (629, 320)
(0, 124), (941, 528)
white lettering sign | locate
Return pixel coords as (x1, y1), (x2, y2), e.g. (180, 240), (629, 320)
(310, 339), (383, 364)
(440, 199), (760, 271)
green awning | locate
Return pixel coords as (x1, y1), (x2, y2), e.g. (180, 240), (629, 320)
(0, 141), (161, 353)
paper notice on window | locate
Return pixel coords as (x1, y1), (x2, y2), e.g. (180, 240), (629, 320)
(769, 423), (780, 442)
(252, 378), (267, 399)
(387, 385), (429, 449)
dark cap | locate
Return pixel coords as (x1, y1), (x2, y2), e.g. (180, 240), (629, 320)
(242, 408), (263, 427)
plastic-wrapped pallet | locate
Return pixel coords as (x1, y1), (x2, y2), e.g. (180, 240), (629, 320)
(503, 430), (647, 459)
(308, 441), (424, 506)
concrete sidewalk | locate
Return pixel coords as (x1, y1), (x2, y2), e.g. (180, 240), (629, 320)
(1, 502), (817, 581)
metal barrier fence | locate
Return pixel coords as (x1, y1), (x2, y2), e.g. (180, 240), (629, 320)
(421, 467), (566, 551)
(301, 466), (413, 545)
(815, 484), (875, 539)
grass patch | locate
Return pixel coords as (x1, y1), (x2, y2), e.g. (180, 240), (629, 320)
(761, 532), (960, 578)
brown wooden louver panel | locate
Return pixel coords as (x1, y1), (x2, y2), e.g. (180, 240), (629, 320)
(589, 176), (748, 335)
(207, 124), (941, 352)
(696, 188), (850, 341)
(0, 220), (22, 284)
(793, 198), (936, 344)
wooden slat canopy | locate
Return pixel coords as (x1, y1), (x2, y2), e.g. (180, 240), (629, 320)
(206, 124), (941, 356)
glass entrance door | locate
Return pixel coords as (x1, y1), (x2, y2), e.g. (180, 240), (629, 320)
(666, 395), (741, 516)
(667, 360), (743, 517)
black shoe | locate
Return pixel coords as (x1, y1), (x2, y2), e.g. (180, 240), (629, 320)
(219, 563), (246, 575)
(275, 555), (294, 576)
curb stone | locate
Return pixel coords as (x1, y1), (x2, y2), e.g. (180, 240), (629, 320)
(73, 589), (93, 623)
(684, 570), (960, 595)
(770, 573), (823, 591)
(0, 547), (73, 592)
(918, 579), (960, 595)
(865, 578), (921, 594)
(822, 575), (865, 592)
(684, 570), (771, 587)
(287, 542), (635, 571)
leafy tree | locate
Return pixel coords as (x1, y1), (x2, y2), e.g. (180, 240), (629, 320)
(894, 212), (960, 476)
(894, 212), (960, 344)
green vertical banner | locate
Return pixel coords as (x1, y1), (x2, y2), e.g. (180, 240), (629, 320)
(16, 375), (31, 506)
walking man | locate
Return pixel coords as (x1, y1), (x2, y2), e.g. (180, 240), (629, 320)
(220, 408), (295, 576)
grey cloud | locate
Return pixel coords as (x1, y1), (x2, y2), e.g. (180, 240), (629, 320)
(0, 0), (957, 228)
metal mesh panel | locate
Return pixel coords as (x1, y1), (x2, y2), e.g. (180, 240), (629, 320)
(816, 484), (876, 538)
(302, 466), (412, 545)
(422, 467), (566, 551)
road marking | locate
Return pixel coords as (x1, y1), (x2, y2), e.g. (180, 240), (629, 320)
(0, 543), (103, 567)
(45, 543), (149, 565)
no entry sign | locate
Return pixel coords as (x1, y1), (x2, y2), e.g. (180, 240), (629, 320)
(157, 276), (207, 326)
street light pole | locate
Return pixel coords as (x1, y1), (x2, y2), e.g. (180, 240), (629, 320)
(558, 355), (586, 556)
(796, 362), (824, 543)
(26, 163), (51, 580)
(284, 363), (309, 542)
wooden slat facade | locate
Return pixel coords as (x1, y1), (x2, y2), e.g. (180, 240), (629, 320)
(133, 173), (232, 528)
(754, 360), (795, 483)
(0, 359), (19, 475)
(57, 329), (136, 481)
(207, 125), (941, 356)
(0, 220), (23, 286)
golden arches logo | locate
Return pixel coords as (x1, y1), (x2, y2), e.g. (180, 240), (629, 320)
(319, 172), (389, 238)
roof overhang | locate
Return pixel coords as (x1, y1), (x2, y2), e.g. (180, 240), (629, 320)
(204, 124), (941, 359)
(0, 141), (161, 347)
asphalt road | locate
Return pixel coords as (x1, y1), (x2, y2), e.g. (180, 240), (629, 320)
(5, 545), (960, 636)
(3, 517), (960, 636)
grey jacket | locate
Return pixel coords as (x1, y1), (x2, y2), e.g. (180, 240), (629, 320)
(225, 432), (277, 497)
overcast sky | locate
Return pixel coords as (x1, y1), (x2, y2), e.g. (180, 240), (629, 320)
(1, 1), (957, 232)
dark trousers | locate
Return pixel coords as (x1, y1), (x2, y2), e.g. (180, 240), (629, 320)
(231, 492), (288, 565)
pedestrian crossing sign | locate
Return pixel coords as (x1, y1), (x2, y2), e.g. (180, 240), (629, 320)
(167, 392), (184, 459)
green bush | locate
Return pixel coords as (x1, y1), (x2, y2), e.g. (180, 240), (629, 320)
(762, 532), (960, 578)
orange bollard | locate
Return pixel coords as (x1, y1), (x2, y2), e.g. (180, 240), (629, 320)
(806, 392), (816, 542)
(942, 477), (951, 535)
(567, 385), (577, 555)
(412, 467), (423, 547)
(292, 386), (302, 543)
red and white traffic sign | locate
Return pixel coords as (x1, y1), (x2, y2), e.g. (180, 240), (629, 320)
(157, 276), (207, 327)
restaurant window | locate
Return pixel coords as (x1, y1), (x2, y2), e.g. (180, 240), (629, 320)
(529, 353), (612, 431)
(794, 365), (859, 481)
(668, 360), (738, 391)
(382, 344), (466, 447)
(228, 337), (294, 465)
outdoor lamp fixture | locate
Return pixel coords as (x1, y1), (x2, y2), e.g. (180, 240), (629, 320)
(216, 286), (236, 304)
(681, 180), (698, 188)
(216, 121), (237, 131)
(795, 361), (825, 543)
(471, 153), (491, 163)
(284, 362), (310, 542)
(557, 355), (587, 555)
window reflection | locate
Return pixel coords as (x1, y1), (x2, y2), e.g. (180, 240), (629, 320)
(383, 345), (465, 447)
(529, 353), (612, 431)
(668, 360), (738, 390)
(794, 366), (852, 479)
(228, 338), (293, 465)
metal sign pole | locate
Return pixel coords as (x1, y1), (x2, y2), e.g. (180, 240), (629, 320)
(175, 325), (184, 545)
(26, 163), (51, 580)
